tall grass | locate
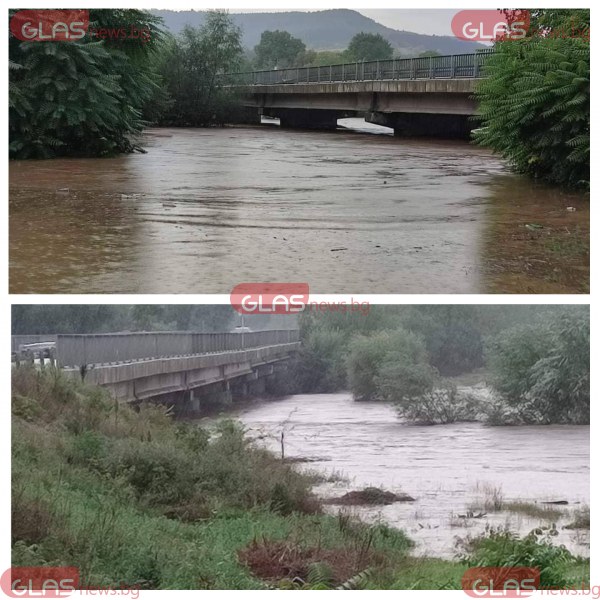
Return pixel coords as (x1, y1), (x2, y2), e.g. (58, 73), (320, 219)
(11, 366), (413, 589)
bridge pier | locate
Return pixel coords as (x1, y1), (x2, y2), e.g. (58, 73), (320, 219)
(366, 111), (476, 140)
(268, 108), (340, 131)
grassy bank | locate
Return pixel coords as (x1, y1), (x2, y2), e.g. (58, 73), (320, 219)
(11, 366), (589, 590)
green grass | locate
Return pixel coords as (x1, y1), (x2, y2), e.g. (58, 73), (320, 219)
(11, 366), (412, 589)
(11, 366), (589, 590)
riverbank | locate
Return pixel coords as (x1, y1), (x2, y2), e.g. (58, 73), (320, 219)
(11, 368), (589, 590)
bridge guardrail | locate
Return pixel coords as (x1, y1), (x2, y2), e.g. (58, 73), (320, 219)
(55, 330), (300, 367)
(221, 49), (494, 87)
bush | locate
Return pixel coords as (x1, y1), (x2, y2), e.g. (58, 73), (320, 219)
(475, 34), (589, 189)
(346, 329), (428, 401)
(460, 527), (579, 588)
(394, 383), (482, 425)
(375, 359), (436, 404)
(102, 439), (195, 506)
(487, 310), (589, 424)
(296, 329), (348, 392)
(9, 10), (164, 158)
(11, 492), (61, 545)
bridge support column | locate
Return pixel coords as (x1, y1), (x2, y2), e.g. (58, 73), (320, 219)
(367, 111), (476, 140)
(270, 108), (340, 131)
(189, 389), (200, 413)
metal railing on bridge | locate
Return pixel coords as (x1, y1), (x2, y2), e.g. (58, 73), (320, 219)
(55, 330), (300, 368)
(221, 49), (494, 87)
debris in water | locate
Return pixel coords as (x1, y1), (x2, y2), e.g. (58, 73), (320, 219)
(324, 487), (415, 506)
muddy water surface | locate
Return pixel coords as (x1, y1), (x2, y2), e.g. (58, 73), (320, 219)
(230, 392), (590, 559)
(9, 122), (588, 293)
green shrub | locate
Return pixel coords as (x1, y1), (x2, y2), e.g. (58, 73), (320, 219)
(101, 439), (195, 506)
(487, 310), (589, 424)
(394, 383), (482, 425)
(475, 33), (589, 189)
(67, 430), (107, 469)
(460, 527), (579, 588)
(346, 329), (428, 401)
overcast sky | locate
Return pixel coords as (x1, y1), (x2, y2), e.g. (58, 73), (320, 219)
(227, 9), (459, 37)
(359, 10), (458, 36)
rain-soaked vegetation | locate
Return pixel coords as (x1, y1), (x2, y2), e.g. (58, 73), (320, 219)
(292, 306), (589, 425)
(11, 305), (590, 589)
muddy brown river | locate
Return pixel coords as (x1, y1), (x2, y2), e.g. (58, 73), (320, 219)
(9, 121), (589, 294)
(228, 392), (590, 559)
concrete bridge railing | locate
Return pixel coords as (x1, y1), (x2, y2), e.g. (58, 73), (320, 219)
(56, 330), (300, 368)
(222, 50), (493, 87)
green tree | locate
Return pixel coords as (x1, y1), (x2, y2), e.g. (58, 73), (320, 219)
(9, 9), (164, 158)
(475, 10), (589, 188)
(488, 310), (589, 424)
(253, 30), (307, 69)
(401, 306), (484, 376)
(158, 11), (243, 126)
(344, 32), (393, 62)
(346, 329), (428, 401)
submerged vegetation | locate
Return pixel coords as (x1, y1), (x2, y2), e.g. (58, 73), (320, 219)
(294, 306), (589, 426)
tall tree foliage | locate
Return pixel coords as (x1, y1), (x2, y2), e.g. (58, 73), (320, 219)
(158, 11), (243, 126)
(344, 32), (393, 61)
(253, 30), (306, 69)
(488, 310), (589, 424)
(474, 10), (589, 189)
(9, 9), (164, 158)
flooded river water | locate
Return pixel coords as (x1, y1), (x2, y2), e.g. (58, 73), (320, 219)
(9, 121), (588, 293)
(229, 392), (590, 559)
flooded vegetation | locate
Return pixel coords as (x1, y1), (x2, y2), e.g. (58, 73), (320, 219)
(9, 124), (588, 294)
(232, 391), (590, 559)
(11, 304), (590, 590)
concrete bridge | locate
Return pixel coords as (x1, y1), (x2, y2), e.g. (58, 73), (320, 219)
(224, 50), (492, 138)
(16, 331), (300, 416)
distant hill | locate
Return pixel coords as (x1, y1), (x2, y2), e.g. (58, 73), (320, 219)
(152, 9), (485, 56)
